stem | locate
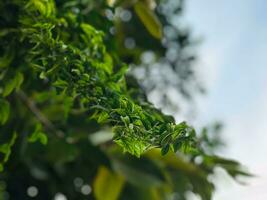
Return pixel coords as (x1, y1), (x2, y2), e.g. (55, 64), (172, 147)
(16, 90), (64, 138)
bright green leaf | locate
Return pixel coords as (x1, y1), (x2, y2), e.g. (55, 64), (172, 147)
(97, 112), (109, 124)
(28, 124), (48, 145)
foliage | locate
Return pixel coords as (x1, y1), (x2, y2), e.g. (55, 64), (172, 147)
(0, 0), (248, 199)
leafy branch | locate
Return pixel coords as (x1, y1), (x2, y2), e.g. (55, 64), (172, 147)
(5, 0), (197, 156)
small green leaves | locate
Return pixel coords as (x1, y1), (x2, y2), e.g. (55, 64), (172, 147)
(2, 72), (24, 97)
(97, 112), (109, 124)
(28, 123), (48, 145)
(15, 0), (198, 158)
(0, 99), (10, 125)
(26, 0), (55, 18)
(80, 23), (104, 48)
(0, 132), (17, 171)
(134, 1), (163, 39)
(112, 64), (128, 82)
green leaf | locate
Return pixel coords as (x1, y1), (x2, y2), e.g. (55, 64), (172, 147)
(39, 71), (47, 79)
(32, 0), (46, 16)
(28, 124), (48, 145)
(94, 166), (125, 200)
(0, 132), (17, 171)
(3, 72), (24, 97)
(97, 112), (109, 124)
(27, 0), (55, 17)
(134, 1), (163, 39)
(0, 99), (10, 125)
(80, 23), (104, 43)
(173, 138), (182, 152)
(102, 53), (113, 74)
(53, 79), (69, 88)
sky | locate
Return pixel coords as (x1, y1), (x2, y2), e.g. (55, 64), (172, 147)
(182, 0), (267, 199)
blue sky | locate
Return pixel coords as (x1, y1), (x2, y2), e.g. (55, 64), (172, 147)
(182, 0), (267, 199)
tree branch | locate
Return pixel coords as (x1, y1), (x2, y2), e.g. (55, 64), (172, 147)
(16, 90), (65, 138)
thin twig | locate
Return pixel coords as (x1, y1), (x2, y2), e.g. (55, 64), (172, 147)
(16, 90), (65, 138)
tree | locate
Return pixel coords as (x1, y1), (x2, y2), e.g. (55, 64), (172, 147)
(0, 0), (248, 199)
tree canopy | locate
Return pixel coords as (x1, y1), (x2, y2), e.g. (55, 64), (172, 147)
(0, 0), (249, 199)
